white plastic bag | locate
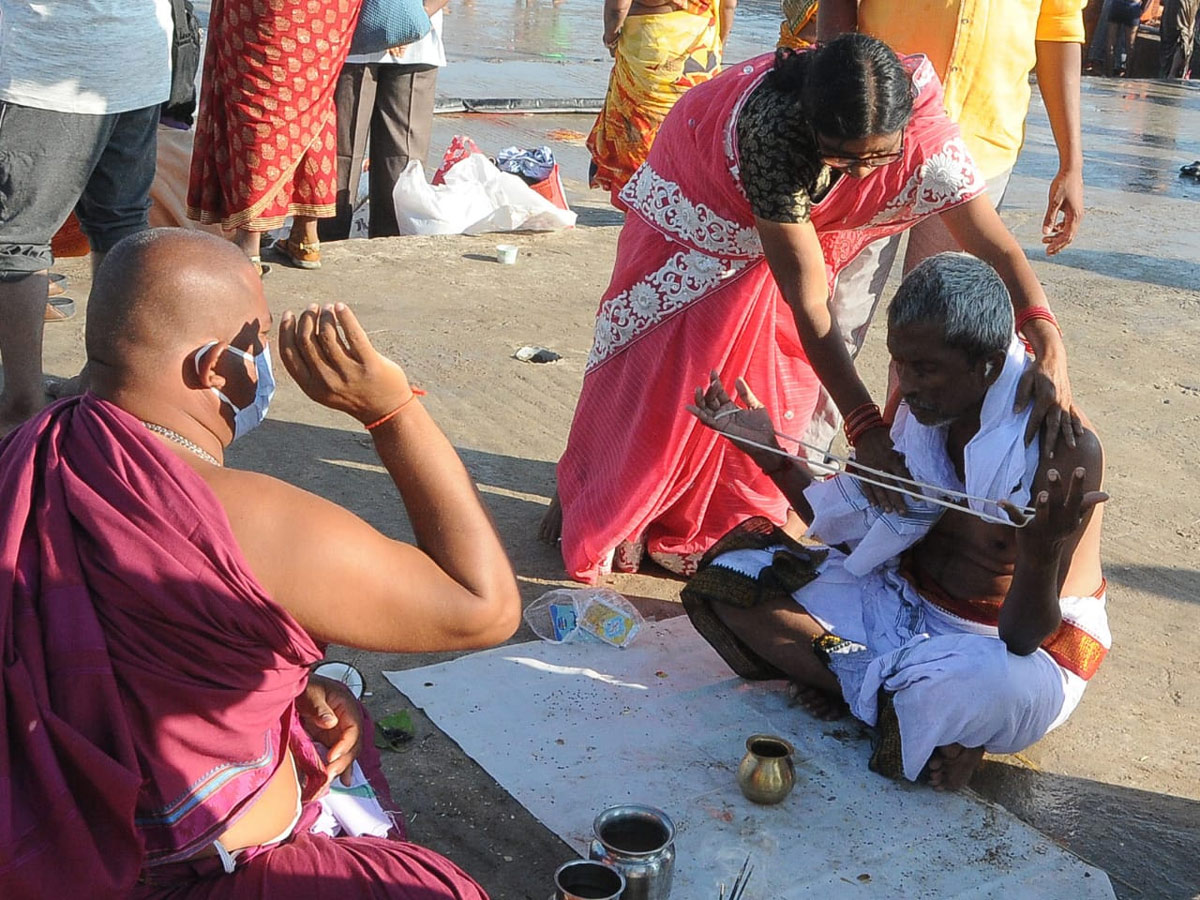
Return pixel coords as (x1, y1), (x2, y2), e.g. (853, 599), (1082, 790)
(391, 155), (576, 236)
(523, 588), (644, 648)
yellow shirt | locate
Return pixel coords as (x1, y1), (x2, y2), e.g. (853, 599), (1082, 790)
(858, 0), (1086, 178)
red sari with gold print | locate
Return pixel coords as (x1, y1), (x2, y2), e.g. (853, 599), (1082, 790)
(187, 0), (361, 231)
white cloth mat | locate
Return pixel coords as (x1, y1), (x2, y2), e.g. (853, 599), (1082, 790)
(384, 618), (1113, 898)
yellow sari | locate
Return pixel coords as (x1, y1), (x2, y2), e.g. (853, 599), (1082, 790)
(778, 0), (818, 50)
(587, 3), (722, 203)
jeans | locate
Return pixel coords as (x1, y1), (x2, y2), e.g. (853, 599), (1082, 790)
(0, 102), (159, 276)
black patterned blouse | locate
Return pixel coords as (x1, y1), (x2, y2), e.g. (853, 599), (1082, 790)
(735, 79), (839, 224)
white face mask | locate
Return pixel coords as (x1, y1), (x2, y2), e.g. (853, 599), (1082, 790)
(194, 340), (276, 441)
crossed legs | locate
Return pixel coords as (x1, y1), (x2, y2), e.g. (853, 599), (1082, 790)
(708, 593), (985, 790)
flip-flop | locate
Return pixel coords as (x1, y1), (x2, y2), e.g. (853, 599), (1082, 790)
(45, 296), (76, 322)
(249, 255), (272, 277)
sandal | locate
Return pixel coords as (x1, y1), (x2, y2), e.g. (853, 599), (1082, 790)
(45, 296), (76, 322)
(249, 255), (271, 277)
(271, 237), (322, 270)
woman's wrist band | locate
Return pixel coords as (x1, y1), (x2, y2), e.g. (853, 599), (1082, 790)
(843, 402), (886, 448)
(1014, 306), (1061, 338)
(364, 388), (426, 431)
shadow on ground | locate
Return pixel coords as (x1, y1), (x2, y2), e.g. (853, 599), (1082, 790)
(1105, 563), (1200, 606)
(972, 762), (1200, 900)
(572, 204), (625, 228)
(1028, 248), (1200, 291)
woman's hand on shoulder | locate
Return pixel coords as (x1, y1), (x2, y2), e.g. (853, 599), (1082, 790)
(848, 426), (912, 514)
(1015, 319), (1083, 456)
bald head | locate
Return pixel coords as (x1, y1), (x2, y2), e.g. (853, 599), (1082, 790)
(87, 229), (266, 386)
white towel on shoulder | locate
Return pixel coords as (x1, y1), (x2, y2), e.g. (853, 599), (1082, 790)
(804, 335), (1037, 575)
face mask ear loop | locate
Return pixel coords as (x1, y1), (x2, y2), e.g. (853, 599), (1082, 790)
(210, 387), (238, 410)
(193, 340), (221, 377)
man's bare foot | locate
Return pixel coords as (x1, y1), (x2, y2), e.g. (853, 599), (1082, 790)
(539, 492), (563, 544)
(787, 681), (847, 721)
(927, 743), (984, 791)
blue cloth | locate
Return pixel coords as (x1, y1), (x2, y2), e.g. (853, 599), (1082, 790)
(496, 146), (556, 182)
(350, 0), (431, 55)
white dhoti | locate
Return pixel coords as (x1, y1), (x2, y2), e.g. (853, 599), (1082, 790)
(711, 546), (1110, 781)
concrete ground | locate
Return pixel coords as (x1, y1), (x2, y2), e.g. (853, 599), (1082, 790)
(32, 77), (1200, 898)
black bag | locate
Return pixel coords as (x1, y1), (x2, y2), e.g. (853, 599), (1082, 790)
(162, 0), (202, 128)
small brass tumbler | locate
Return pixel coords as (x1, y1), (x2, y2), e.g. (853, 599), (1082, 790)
(736, 734), (796, 804)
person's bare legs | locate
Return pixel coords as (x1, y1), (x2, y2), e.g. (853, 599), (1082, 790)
(710, 595), (847, 720)
(927, 744), (985, 791)
(0, 271), (50, 435)
(539, 490), (563, 543)
(45, 250), (107, 400)
(232, 228), (262, 260)
(289, 215), (319, 246)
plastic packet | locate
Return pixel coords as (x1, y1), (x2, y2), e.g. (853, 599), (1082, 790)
(524, 588), (644, 648)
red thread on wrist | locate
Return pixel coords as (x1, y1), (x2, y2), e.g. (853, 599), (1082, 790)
(364, 388), (426, 431)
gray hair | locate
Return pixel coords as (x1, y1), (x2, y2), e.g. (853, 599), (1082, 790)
(887, 252), (1014, 361)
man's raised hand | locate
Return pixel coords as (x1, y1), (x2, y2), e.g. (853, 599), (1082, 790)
(279, 303), (413, 425)
(687, 372), (784, 470)
(1001, 466), (1108, 545)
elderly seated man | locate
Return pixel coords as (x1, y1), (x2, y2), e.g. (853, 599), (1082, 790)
(1, 229), (521, 898)
(683, 253), (1108, 791)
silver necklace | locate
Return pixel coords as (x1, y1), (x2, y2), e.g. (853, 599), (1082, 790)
(142, 422), (222, 467)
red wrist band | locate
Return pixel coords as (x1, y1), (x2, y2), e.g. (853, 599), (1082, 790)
(364, 387), (426, 431)
(843, 402), (886, 448)
(1014, 306), (1061, 337)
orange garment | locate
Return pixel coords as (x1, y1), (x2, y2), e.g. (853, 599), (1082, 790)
(900, 558), (1109, 681)
(50, 213), (90, 258)
(857, 0), (1086, 178)
(778, 0), (818, 49)
(587, 3), (722, 203)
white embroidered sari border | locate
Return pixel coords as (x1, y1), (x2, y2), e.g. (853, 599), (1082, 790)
(586, 249), (754, 371)
(864, 135), (986, 228)
(620, 164), (763, 259)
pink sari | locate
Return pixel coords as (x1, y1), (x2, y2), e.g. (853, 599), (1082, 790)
(557, 52), (986, 584)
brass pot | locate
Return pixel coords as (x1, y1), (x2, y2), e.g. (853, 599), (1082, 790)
(736, 734), (796, 804)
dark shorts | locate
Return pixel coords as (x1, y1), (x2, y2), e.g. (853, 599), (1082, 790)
(0, 101), (159, 278)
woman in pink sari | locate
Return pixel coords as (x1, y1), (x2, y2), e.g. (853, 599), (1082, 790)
(544, 35), (1075, 583)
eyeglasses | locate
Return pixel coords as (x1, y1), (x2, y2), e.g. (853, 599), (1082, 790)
(817, 135), (905, 170)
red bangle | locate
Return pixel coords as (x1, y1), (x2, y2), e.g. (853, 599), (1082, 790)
(364, 388), (426, 431)
(842, 402), (880, 428)
(1014, 306), (1061, 337)
(843, 402), (886, 448)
